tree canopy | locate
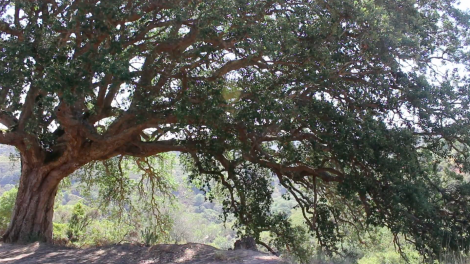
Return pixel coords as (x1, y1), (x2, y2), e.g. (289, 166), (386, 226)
(1, 0), (470, 259)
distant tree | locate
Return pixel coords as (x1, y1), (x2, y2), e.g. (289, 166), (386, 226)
(1, 0), (470, 259)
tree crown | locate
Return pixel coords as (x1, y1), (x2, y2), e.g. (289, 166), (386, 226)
(1, 0), (470, 258)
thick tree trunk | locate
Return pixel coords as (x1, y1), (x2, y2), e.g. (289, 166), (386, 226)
(1, 162), (66, 243)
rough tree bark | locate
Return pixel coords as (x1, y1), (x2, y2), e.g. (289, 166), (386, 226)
(1, 158), (76, 243)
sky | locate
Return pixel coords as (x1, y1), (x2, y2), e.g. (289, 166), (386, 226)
(459, 1), (470, 10)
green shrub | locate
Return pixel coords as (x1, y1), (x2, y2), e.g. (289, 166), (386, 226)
(80, 219), (129, 246)
(211, 236), (234, 250)
(53, 222), (68, 239)
(0, 187), (17, 234)
(141, 227), (159, 246)
(52, 222), (69, 245)
(66, 202), (90, 242)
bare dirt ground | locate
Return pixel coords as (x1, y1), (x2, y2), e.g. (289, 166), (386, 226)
(0, 242), (288, 264)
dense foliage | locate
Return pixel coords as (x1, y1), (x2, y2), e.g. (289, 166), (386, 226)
(1, 0), (470, 260)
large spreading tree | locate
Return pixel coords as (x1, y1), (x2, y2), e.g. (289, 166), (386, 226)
(1, 0), (470, 258)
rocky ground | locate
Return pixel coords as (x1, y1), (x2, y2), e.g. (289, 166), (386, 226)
(0, 242), (288, 264)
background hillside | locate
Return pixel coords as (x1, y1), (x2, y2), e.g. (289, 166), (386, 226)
(0, 145), (19, 194)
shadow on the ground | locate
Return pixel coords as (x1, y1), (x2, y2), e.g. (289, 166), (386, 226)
(0, 242), (286, 264)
